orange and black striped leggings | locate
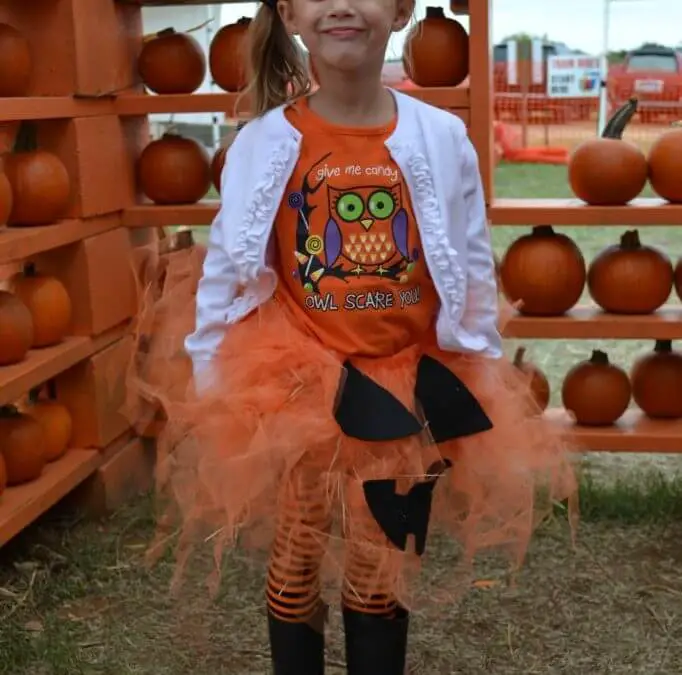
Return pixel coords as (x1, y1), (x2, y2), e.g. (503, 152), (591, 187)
(266, 469), (399, 622)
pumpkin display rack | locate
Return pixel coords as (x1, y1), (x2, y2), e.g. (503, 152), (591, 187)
(0, 0), (680, 549)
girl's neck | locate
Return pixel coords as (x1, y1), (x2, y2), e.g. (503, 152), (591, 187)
(308, 68), (395, 127)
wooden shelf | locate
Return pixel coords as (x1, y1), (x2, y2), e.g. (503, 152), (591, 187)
(123, 201), (219, 227)
(548, 408), (682, 453)
(488, 198), (682, 226)
(0, 323), (130, 406)
(1, 88), (469, 122)
(504, 306), (682, 340)
(0, 448), (101, 547)
(0, 216), (120, 266)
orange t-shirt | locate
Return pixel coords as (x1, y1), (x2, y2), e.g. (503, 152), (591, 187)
(273, 97), (439, 358)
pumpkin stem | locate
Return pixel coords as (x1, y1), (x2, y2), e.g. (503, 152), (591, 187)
(28, 386), (43, 404)
(620, 229), (641, 250)
(13, 121), (39, 153)
(236, 17), (251, 25)
(0, 404), (20, 417)
(425, 6), (446, 18)
(601, 97), (638, 139)
(532, 225), (555, 237)
(654, 339), (673, 353)
(156, 27), (177, 38)
(590, 349), (610, 365)
(513, 346), (526, 367)
(23, 261), (37, 277)
(174, 228), (194, 251)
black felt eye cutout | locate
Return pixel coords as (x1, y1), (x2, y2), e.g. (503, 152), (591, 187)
(414, 355), (493, 443)
(333, 360), (423, 442)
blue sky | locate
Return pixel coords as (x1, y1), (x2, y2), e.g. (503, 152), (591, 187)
(221, 0), (681, 59)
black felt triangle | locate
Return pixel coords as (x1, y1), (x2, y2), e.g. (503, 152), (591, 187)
(415, 355), (493, 443)
(334, 360), (423, 441)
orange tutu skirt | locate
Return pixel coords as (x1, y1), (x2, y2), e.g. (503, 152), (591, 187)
(127, 240), (577, 608)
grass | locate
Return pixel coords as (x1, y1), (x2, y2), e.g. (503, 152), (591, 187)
(1, 163), (682, 674)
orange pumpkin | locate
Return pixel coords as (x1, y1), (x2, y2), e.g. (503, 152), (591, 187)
(10, 262), (72, 348)
(403, 7), (469, 88)
(0, 405), (46, 485)
(137, 133), (211, 205)
(211, 147), (227, 193)
(630, 340), (682, 419)
(0, 165), (12, 225)
(587, 230), (673, 314)
(561, 350), (631, 426)
(4, 122), (71, 226)
(568, 98), (647, 206)
(25, 385), (72, 462)
(138, 28), (206, 95)
(499, 225), (586, 316)
(0, 290), (33, 366)
(209, 18), (251, 92)
(513, 346), (550, 412)
(0, 23), (32, 97)
(647, 125), (682, 203)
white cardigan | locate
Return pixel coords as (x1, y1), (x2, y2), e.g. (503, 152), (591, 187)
(186, 89), (502, 381)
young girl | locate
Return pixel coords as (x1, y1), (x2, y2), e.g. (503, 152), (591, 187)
(132, 0), (577, 671)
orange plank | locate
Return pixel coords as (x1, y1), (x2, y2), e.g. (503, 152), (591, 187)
(0, 216), (121, 265)
(504, 306), (682, 340)
(548, 408), (682, 453)
(0, 448), (101, 546)
(0, 322), (130, 406)
(122, 202), (220, 227)
(489, 198), (682, 226)
(115, 93), (248, 117)
(0, 96), (113, 121)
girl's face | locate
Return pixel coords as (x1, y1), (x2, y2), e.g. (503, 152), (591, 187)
(278, 0), (413, 73)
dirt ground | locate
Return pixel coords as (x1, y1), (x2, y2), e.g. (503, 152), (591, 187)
(1, 487), (682, 675)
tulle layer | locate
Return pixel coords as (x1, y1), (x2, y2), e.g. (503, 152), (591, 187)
(127, 241), (577, 607)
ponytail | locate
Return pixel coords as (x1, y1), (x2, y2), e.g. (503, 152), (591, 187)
(245, 4), (311, 116)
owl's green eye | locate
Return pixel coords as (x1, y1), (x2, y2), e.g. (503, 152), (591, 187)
(368, 190), (395, 219)
(336, 192), (364, 222)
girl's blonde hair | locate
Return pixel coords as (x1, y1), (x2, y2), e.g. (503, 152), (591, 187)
(244, 4), (312, 116)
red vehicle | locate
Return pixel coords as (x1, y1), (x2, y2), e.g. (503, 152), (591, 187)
(608, 46), (682, 123)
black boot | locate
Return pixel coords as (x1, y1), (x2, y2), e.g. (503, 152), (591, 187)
(342, 605), (409, 674)
(268, 607), (326, 675)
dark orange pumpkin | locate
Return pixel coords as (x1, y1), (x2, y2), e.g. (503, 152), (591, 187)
(587, 229), (673, 314)
(0, 290), (33, 366)
(137, 133), (211, 205)
(449, 0), (469, 15)
(568, 98), (647, 206)
(499, 225), (586, 316)
(211, 147), (227, 193)
(138, 28), (206, 95)
(647, 125), (682, 203)
(0, 23), (32, 97)
(0, 405), (46, 485)
(675, 258), (682, 301)
(0, 165), (12, 225)
(4, 122), (71, 226)
(513, 346), (550, 412)
(630, 340), (682, 419)
(403, 7), (469, 88)
(561, 350), (631, 426)
(25, 385), (72, 462)
(10, 262), (72, 348)
(209, 18), (251, 92)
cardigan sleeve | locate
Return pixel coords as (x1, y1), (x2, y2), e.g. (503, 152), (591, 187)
(457, 133), (503, 358)
(184, 152), (240, 390)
